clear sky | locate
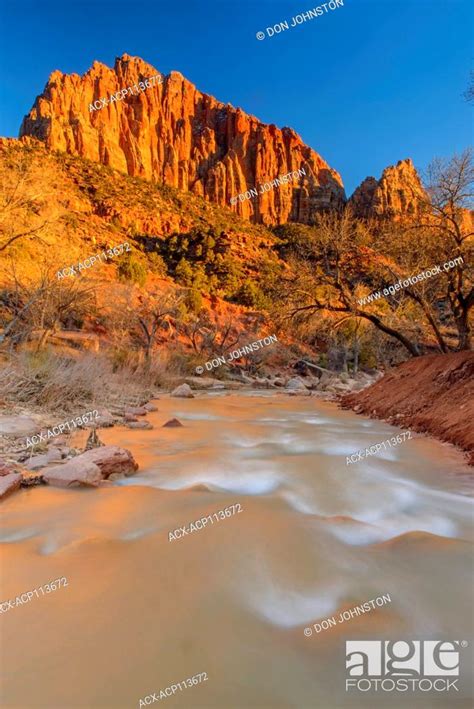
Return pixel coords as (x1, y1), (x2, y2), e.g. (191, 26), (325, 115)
(0, 0), (472, 195)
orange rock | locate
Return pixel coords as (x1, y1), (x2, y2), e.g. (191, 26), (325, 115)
(349, 158), (426, 220)
(20, 54), (345, 225)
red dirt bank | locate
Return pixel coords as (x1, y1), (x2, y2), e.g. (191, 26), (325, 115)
(341, 352), (474, 465)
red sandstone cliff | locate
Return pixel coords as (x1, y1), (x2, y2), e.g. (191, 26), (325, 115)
(349, 158), (426, 220)
(20, 54), (345, 226)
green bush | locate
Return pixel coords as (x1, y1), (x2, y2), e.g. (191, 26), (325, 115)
(117, 254), (147, 286)
(233, 279), (268, 309)
(184, 288), (203, 313)
(175, 258), (194, 286)
(147, 252), (168, 276)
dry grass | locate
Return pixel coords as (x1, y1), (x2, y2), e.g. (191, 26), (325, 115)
(0, 351), (169, 414)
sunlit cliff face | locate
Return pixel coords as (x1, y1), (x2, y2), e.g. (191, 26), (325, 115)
(19, 54), (345, 226)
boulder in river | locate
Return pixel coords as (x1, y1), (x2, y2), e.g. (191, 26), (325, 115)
(124, 406), (148, 416)
(77, 445), (139, 478)
(285, 377), (308, 391)
(171, 383), (195, 398)
(42, 459), (103, 488)
(25, 448), (63, 470)
(143, 402), (159, 412)
(126, 421), (153, 430)
(0, 472), (22, 499)
(162, 418), (183, 428)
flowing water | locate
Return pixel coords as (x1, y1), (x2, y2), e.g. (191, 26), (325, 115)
(1, 392), (473, 708)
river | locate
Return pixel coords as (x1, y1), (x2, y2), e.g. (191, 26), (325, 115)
(1, 392), (473, 708)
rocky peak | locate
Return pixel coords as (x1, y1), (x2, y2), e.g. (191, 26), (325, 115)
(350, 158), (426, 219)
(20, 54), (345, 225)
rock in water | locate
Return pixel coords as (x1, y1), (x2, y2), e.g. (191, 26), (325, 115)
(171, 383), (195, 398)
(0, 472), (22, 499)
(41, 460), (103, 488)
(77, 445), (138, 477)
(162, 418), (183, 428)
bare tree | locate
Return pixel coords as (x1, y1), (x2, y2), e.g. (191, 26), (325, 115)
(0, 151), (51, 253)
(133, 289), (184, 362)
(1, 265), (96, 350)
(276, 206), (470, 358)
(419, 149), (474, 349)
(183, 312), (241, 359)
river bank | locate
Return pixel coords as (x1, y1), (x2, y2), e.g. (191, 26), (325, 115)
(0, 368), (381, 500)
(342, 352), (474, 465)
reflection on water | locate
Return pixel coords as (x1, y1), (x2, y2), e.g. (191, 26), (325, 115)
(0, 393), (473, 708)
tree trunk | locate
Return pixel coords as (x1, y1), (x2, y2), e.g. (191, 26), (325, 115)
(353, 343), (359, 374)
(455, 310), (471, 350)
(356, 310), (421, 357)
(36, 328), (51, 352)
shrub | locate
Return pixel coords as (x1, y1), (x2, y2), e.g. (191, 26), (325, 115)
(147, 252), (168, 276)
(175, 258), (194, 286)
(117, 254), (147, 286)
(233, 279), (268, 309)
(184, 288), (203, 313)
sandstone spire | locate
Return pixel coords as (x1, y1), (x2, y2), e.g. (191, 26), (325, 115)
(349, 158), (426, 220)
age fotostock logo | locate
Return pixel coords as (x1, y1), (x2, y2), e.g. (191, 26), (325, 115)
(346, 641), (467, 693)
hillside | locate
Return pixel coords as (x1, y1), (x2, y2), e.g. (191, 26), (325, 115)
(0, 137), (281, 283)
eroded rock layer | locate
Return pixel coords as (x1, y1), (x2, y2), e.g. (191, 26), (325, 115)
(20, 54), (345, 225)
(349, 159), (426, 220)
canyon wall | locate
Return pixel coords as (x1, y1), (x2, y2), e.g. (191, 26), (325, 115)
(20, 54), (345, 225)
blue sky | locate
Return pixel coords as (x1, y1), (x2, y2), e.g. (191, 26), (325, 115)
(0, 0), (472, 195)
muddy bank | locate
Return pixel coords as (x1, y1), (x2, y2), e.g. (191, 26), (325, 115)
(342, 352), (474, 464)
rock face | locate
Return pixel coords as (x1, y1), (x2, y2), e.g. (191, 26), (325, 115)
(19, 54), (345, 225)
(350, 159), (426, 220)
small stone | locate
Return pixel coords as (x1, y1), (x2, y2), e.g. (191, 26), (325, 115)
(126, 421), (153, 430)
(25, 448), (63, 470)
(162, 418), (183, 428)
(108, 472), (125, 481)
(84, 409), (115, 428)
(124, 406), (148, 416)
(124, 413), (139, 422)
